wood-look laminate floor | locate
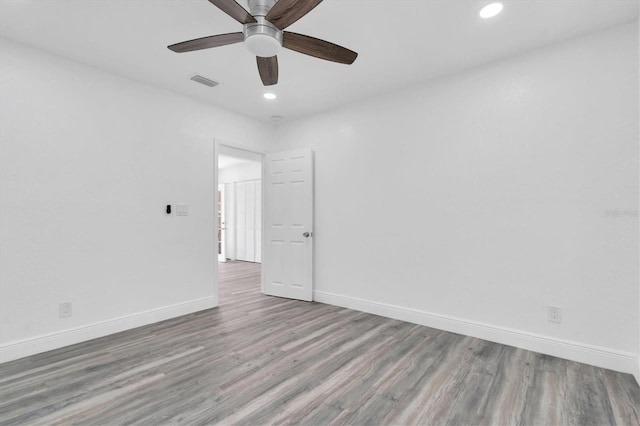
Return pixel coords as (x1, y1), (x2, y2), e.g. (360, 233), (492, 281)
(1, 261), (638, 425)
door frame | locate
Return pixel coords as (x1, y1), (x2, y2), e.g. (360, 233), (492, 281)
(214, 139), (266, 299)
(217, 183), (227, 262)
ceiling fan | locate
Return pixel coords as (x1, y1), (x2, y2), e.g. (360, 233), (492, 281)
(168, 0), (358, 86)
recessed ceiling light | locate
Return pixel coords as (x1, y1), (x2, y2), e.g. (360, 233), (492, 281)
(263, 93), (277, 100)
(479, 2), (503, 19)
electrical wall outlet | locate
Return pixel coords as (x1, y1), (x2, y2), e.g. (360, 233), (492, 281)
(548, 306), (561, 324)
(59, 301), (72, 318)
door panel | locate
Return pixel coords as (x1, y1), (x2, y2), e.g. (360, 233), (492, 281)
(263, 148), (313, 301)
(245, 182), (255, 262)
(235, 182), (247, 261)
(255, 181), (262, 263)
(234, 180), (262, 263)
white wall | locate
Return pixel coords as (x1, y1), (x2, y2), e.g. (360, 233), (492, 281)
(275, 22), (639, 375)
(0, 39), (274, 361)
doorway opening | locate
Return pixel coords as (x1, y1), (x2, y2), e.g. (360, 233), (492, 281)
(217, 144), (263, 305)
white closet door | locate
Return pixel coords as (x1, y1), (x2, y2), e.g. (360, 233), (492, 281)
(254, 180), (262, 263)
(234, 180), (262, 263)
(235, 182), (247, 261)
(245, 181), (256, 262)
(224, 183), (236, 260)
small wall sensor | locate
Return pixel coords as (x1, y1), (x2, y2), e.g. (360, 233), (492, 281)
(166, 205), (172, 215)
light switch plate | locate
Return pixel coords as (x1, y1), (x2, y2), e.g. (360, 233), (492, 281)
(176, 204), (188, 216)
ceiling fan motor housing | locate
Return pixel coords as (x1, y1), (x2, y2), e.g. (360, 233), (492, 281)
(244, 16), (283, 57)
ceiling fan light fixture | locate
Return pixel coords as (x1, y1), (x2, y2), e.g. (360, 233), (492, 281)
(263, 92), (277, 100)
(244, 16), (282, 57)
(246, 33), (281, 57)
(479, 2), (503, 19)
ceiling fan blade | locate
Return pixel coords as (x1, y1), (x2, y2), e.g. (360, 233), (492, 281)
(208, 0), (256, 24)
(283, 32), (358, 64)
(168, 32), (244, 53)
(265, 0), (323, 30)
(257, 56), (279, 86)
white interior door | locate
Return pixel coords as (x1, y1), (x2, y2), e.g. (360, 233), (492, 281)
(254, 180), (262, 263)
(234, 180), (261, 263)
(245, 182), (256, 262)
(263, 148), (313, 301)
(235, 182), (247, 261)
(224, 183), (236, 260)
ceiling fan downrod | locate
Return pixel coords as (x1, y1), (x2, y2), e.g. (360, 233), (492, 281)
(247, 0), (277, 17)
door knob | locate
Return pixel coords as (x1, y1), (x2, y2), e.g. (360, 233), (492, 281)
(303, 232), (311, 238)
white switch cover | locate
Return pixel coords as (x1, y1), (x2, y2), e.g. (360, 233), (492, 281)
(176, 204), (189, 216)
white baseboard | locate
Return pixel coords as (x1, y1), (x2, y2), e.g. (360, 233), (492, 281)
(0, 296), (217, 364)
(314, 290), (637, 376)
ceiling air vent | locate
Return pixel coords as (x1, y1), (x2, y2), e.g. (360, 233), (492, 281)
(190, 74), (219, 88)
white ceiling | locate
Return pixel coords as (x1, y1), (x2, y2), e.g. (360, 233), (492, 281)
(0, 0), (637, 124)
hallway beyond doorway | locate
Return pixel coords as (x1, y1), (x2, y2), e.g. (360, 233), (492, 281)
(219, 260), (261, 306)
